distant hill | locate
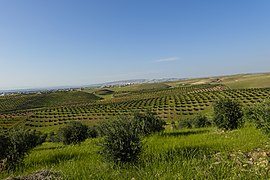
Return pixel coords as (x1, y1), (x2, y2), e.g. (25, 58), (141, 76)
(167, 72), (270, 89)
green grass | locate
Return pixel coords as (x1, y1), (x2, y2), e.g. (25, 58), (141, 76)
(167, 72), (270, 89)
(2, 125), (269, 179)
(1, 72), (270, 179)
(222, 73), (270, 89)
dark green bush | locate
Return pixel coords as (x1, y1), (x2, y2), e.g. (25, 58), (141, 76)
(87, 125), (98, 138)
(98, 111), (165, 163)
(48, 131), (61, 142)
(100, 117), (142, 163)
(178, 118), (193, 129)
(171, 121), (177, 130)
(213, 98), (244, 130)
(133, 111), (166, 135)
(176, 115), (211, 129)
(193, 114), (212, 128)
(0, 127), (45, 171)
(58, 121), (88, 145)
(0, 130), (11, 161)
(244, 100), (270, 136)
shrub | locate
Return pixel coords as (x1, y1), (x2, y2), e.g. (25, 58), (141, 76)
(58, 121), (88, 145)
(99, 111), (165, 163)
(100, 117), (142, 163)
(133, 111), (166, 135)
(193, 114), (212, 128)
(87, 125), (98, 138)
(48, 131), (58, 142)
(213, 98), (244, 130)
(244, 100), (270, 136)
(171, 121), (177, 130)
(0, 130), (11, 161)
(0, 127), (45, 171)
(178, 118), (193, 129)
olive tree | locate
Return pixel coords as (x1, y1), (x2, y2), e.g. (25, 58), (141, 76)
(213, 98), (244, 130)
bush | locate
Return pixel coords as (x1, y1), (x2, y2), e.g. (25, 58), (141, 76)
(0, 130), (11, 161)
(244, 100), (270, 136)
(176, 115), (211, 129)
(48, 131), (61, 143)
(133, 111), (166, 135)
(178, 118), (193, 129)
(213, 98), (244, 130)
(0, 127), (45, 171)
(171, 121), (177, 130)
(87, 125), (98, 138)
(100, 117), (142, 163)
(58, 121), (89, 145)
(99, 111), (165, 163)
(193, 114), (212, 128)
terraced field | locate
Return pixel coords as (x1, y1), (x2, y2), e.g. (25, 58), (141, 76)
(1, 82), (270, 132)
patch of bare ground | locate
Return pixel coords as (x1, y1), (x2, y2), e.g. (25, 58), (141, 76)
(5, 170), (62, 180)
(212, 147), (270, 175)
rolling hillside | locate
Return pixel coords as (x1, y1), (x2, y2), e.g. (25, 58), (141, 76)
(0, 91), (101, 113)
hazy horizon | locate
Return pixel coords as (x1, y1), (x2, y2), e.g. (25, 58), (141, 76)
(1, 0), (270, 90)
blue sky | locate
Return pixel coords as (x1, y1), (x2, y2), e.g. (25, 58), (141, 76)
(0, 0), (270, 90)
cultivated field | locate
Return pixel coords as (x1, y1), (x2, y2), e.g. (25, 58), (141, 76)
(1, 72), (270, 179)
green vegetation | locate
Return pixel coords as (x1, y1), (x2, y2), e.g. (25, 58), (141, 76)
(58, 121), (89, 145)
(99, 117), (142, 163)
(213, 98), (244, 130)
(167, 72), (270, 89)
(1, 72), (270, 179)
(97, 111), (165, 163)
(175, 114), (212, 129)
(0, 91), (101, 113)
(1, 125), (269, 179)
(245, 100), (270, 136)
(221, 73), (270, 89)
(133, 111), (166, 135)
(0, 127), (46, 171)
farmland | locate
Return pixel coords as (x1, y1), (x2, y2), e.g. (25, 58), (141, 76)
(1, 74), (270, 131)
(1, 72), (270, 179)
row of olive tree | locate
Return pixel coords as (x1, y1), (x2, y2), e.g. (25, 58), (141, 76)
(52, 98), (270, 164)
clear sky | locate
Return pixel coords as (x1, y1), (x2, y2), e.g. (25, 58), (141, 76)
(0, 0), (270, 90)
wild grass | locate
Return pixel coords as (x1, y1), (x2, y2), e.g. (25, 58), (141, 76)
(222, 73), (270, 89)
(2, 124), (269, 179)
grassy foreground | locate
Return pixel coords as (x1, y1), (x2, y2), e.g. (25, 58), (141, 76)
(2, 125), (269, 179)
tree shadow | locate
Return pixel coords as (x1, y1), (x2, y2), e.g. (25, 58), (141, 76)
(34, 146), (65, 151)
(26, 152), (86, 169)
(162, 129), (210, 137)
(141, 145), (217, 166)
(164, 145), (215, 161)
(43, 153), (80, 165)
